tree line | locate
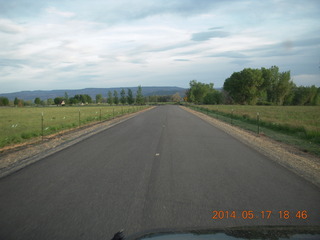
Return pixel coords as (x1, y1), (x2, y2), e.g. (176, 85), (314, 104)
(1, 85), (184, 107)
(0, 86), (146, 107)
(185, 80), (222, 104)
(53, 86), (145, 106)
(186, 66), (320, 105)
(0, 97), (25, 107)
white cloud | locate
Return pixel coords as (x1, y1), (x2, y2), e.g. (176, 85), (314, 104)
(0, 0), (319, 93)
(0, 19), (24, 34)
(46, 7), (75, 18)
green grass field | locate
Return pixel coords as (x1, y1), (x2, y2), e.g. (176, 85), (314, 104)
(0, 105), (148, 148)
(189, 105), (320, 155)
(200, 105), (320, 133)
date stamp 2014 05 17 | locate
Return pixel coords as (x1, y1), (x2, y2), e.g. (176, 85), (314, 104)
(212, 210), (308, 220)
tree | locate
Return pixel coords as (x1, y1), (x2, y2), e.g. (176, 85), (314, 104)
(283, 83), (296, 105)
(260, 66), (276, 103)
(113, 90), (119, 105)
(18, 99), (24, 107)
(314, 87), (320, 105)
(80, 94), (92, 104)
(54, 97), (63, 105)
(0, 97), (9, 106)
(96, 94), (103, 104)
(158, 95), (172, 102)
(34, 97), (41, 105)
(260, 66), (294, 105)
(186, 80), (215, 104)
(136, 85), (144, 104)
(69, 97), (79, 105)
(74, 94), (87, 104)
(172, 92), (181, 103)
(203, 91), (223, 104)
(14, 97), (19, 106)
(127, 88), (134, 105)
(224, 68), (264, 104)
(272, 71), (293, 105)
(292, 85), (319, 105)
(120, 89), (127, 104)
(72, 95), (81, 104)
(107, 91), (113, 105)
(64, 92), (69, 104)
(69, 94), (91, 104)
(47, 98), (54, 105)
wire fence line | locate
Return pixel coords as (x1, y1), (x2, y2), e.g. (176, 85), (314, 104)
(185, 104), (320, 156)
(1, 105), (148, 148)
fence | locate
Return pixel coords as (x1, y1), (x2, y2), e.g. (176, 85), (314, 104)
(186, 105), (320, 156)
(0, 105), (148, 148)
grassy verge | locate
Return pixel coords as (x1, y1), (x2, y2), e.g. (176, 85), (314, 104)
(186, 105), (320, 156)
(0, 105), (149, 148)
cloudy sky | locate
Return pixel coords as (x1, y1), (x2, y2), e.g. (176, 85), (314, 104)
(0, 0), (319, 93)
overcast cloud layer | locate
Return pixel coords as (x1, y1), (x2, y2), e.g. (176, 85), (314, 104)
(0, 0), (319, 93)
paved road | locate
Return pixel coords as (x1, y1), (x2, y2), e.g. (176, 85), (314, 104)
(0, 106), (319, 239)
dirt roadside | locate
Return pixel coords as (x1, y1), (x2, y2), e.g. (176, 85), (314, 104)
(181, 106), (320, 188)
(0, 107), (154, 178)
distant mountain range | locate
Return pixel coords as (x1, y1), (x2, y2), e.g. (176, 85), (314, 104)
(0, 86), (187, 101)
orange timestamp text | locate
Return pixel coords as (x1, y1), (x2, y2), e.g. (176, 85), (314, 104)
(212, 210), (308, 220)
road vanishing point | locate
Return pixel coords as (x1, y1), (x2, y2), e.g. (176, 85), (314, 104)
(0, 105), (319, 239)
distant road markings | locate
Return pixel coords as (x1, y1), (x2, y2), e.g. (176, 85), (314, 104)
(155, 153), (160, 156)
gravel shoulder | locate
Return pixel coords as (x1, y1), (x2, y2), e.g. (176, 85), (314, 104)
(181, 106), (320, 188)
(0, 107), (154, 178)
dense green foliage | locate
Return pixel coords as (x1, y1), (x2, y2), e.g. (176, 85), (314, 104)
(13, 97), (26, 107)
(185, 66), (319, 106)
(113, 90), (119, 105)
(223, 66), (319, 105)
(120, 89), (127, 104)
(107, 91), (113, 105)
(54, 97), (63, 105)
(0, 97), (9, 106)
(95, 94), (103, 104)
(224, 68), (264, 105)
(292, 85), (320, 105)
(34, 97), (41, 105)
(185, 80), (222, 104)
(127, 89), (134, 105)
(147, 93), (181, 103)
(136, 85), (144, 105)
(40, 87), (144, 106)
(68, 94), (92, 104)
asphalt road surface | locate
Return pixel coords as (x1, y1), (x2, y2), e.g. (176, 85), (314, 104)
(0, 105), (319, 239)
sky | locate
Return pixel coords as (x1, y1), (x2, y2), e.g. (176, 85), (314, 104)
(0, 0), (319, 93)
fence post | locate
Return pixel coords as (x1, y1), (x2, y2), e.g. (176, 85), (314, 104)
(41, 112), (44, 141)
(257, 112), (260, 134)
(79, 109), (81, 127)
